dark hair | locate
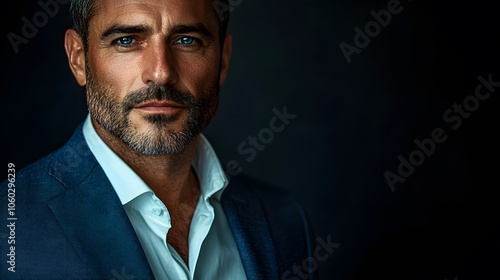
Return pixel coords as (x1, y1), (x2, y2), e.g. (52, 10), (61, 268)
(70, 0), (230, 51)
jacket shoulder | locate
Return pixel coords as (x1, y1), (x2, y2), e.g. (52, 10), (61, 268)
(225, 174), (319, 279)
(1, 147), (63, 203)
(226, 173), (309, 220)
(0, 123), (95, 202)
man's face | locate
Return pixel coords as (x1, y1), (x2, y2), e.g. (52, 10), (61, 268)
(83, 0), (226, 154)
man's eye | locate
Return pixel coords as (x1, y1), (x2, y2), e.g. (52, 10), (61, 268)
(175, 37), (197, 45)
(115, 36), (135, 46)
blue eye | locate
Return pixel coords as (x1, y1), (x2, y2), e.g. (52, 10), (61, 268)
(176, 37), (195, 45)
(116, 36), (134, 46)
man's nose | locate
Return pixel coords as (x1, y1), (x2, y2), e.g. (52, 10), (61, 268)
(141, 39), (178, 86)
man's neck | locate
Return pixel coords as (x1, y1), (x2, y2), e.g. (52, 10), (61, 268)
(91, 119), (200, 208)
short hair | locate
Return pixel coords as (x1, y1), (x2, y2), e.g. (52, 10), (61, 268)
(70, 0), (230, 51)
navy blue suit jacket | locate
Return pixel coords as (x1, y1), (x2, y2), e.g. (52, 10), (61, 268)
(1, 124), (317, 280)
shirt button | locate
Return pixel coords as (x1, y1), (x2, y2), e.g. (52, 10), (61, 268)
(152, 208), (162, 215)
(200, 214), (209, 220)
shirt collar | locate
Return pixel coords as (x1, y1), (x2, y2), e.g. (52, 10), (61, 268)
(82, 113), (229, 205)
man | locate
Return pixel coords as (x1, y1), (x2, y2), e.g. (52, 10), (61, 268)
(1, 0), (317, 279)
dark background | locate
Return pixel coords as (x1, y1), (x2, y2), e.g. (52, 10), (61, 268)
(1, 0), (499, 279)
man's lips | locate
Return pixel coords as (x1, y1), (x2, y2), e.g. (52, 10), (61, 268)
(134, 101), (185, 113)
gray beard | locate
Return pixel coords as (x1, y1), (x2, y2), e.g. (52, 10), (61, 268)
(85, 66), (219, 155)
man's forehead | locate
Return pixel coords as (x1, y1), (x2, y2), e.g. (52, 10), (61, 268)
(90, 0), (217, 29)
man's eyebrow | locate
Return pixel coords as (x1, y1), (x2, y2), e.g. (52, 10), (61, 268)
(169, 23), (213, 38)
(100, 24), (152, 40)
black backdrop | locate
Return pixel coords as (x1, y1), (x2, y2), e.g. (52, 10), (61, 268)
(1, 0), (499, 279)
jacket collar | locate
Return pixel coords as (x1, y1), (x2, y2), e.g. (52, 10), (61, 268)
(221, 177), (279, 280)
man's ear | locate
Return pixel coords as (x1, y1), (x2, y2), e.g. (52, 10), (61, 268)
(64, 29), (87, 86)
(218, 34), (232, 86)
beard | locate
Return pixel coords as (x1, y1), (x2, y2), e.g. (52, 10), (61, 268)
(85, 65), (219, 155)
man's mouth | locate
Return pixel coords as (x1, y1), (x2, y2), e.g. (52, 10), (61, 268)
(134, 100), (185, 113)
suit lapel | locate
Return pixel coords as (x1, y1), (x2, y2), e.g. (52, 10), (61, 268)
(46, 125), (154, 279)
(221, 179), (279, 280)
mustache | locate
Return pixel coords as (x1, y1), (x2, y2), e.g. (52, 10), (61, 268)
(123, 84), (197, 112)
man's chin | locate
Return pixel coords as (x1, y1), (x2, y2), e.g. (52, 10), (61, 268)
(121, 125), (197, 155)
(122, 134), (189, 155)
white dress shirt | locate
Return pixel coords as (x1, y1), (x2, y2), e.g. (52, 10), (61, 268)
(82, 114), (247, 280)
